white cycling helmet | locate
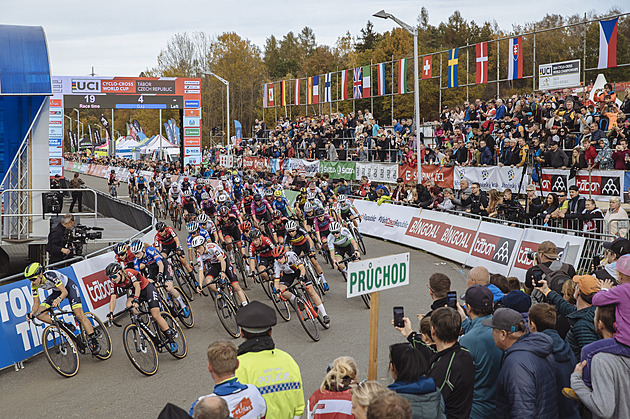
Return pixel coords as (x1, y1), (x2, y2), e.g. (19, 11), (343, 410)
(338, 194), (347, 203)
(129, 240), (144, 253)
(307, 192), (316, 200)
(330, 222), (342, 233)
(218, 194), (228, 203)
(191, 235), (206, 248)
(286, 220), (298, 231)
(186, 221), (199, 233)
(304, 202), (314, 212)
(201, 192), (210, 200)
(172, 183), (179, 190)
(321, 181), (328, 188)
(197, 213), (209, 224)
(217, 184), (224, 191)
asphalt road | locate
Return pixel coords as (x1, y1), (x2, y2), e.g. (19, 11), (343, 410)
(0, 174), (471, 418)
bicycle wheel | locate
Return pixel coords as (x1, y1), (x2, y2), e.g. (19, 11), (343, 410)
(233, 251), (249, 289)
(214, 294), (241, 338)
(270, 286), (291, 322)
(174, 266), (194, 301)
(153, 203), (160, 220)
(84, 312), (112, 360)
(159, 311), (187, 358)
(175, 209), (183, 231)
(258, 274), (272, 299)
(353, 226), (367, 255)
(361, 293), (371, 309)
(305, 290), (330, 330)
(305, 261), (323, 300)
(294, 297), (320, 342)
(173, 286), (194, 328)
(42, 325), (80, 377)
(123, 323), (159, 376)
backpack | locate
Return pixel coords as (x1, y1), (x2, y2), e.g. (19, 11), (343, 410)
(538, 262), (572, 294)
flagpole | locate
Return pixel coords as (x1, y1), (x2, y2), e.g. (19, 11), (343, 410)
(391, 55), (394, 125)
(533, 28), (537, 91)
(439, 46), (443, 112)
(336, 68), (339, 113)
(496, 40), (500, 99)
(466, 39), (469, 102)
(582, 13), (587, 88)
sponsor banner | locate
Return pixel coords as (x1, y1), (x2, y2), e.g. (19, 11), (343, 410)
(466, 222), (524, 276)
(538, 59), (580, 90)
(184, 109), (200, 117)
(185, 148), (202, 156)
(183, 155), (201, 165)
(49, 165), (63, 178)
(347, 253), (410, 298)
(184, 128), (200, 136)
(184, 100), (200, 108)
(49, 138), (62, 147)
(354, 200), (419, 243)
(49, 147), (63, 157)
(184, 137), (201, 147)
(509, 229), (585, 281)
(355, 162), (398, 184)
(534, 169), (623, 201)
(183, 117), (200, 127)
(243, 156), (269, 171)
(219, 154), (234, 168)
(284, 159), (320, 176)
(50, 99), (62, 107)
(417, 165), (454, 188)
(454, 166), (528, 193)
(319, 161), (356, 180)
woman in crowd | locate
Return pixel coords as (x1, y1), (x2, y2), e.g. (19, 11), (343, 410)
(308, 357), (358, 419)
(540, 192), (559, 224)
(351, 381), (392, 419)
(571, 146), (587, 170)
(485, 189), (502, 217)
(429, 186), (444, 209)
(579, 198), (604, 234)
(438, 188), (455, 211)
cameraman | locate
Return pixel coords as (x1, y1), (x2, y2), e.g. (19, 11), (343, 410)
(46, 214), (75, 264)
(524, 241), (576, 294)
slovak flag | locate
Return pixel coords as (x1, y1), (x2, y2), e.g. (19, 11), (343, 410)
(598, 18), (618, 69)
(508, 36), (523, 80)
(475, 42), (488, 84)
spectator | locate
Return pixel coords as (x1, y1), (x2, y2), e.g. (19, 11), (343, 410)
(593, 237), (630, 282)
(579, 199), (604, 234)
(528, 304), (580, 419)
(582, 137), (598, 166)
(387, 343), (446, 419)
(501, 290), (532, 323)
(523, 185), (543, 219)
(524, 240), (576, 293)
(539, 193), (560, 224)
(426, 307), (475, 419)
(603, 196), (628, 238)
(391, 178), (406, 203)
(482, 308), (558, 419)
(543, 138), (569, 168)
(457, 285), (502, 419)
(351, 381), (392, 419)
(367, 393), (412, 419)
(461, 182), (489, 215)
(467, 266), (504, 303)
(192, 396), (230, 419)
(424, 273), (451, 317)
(69, 172), (84, 213)
(438, 188), (455, 211)
(307, 356), (357, 418)
(478, 139), (494, 165)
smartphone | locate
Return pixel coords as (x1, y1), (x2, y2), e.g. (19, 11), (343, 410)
(592, 255), (601, 270)
(447, 291), (458, 308)
(393, 306), (404, 328)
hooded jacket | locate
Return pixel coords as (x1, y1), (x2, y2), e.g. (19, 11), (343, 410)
(495, 333), (558, 419)
(594, 138), (613, 169)
(540, 329), (580, 419)
(389, 377), (446, 419)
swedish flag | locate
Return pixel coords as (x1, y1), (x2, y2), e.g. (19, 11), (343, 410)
(447, 48), (459, 88)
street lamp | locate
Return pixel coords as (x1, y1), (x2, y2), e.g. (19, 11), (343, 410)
(373, 10), (421, 175)
(73, 109), (80, 146)
(203, 71), (230, 149)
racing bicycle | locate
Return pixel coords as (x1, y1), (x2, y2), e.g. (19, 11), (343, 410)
(339, 254), (370, 309)
(154, 283), (194, 329)
(207, 275), (249, 339)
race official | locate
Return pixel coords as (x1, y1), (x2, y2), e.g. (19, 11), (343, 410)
(46, 213), (74, 264)
(235, 301), (304, 419)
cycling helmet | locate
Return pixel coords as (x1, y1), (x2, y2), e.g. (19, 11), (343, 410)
(201, 192), (210, 200)
(300, 187), (307, 194)
(315, 207), (325, 216)
(129, 240), (144, 253)
(254, 194), (262, 202)
(184, 177), (189, 181)
(191, 235), (206, 248)
(114, 242), (128, 255)
(149, 181), (155, 187)
(218, 194), (228, 203)
(321, 181), (328, 188)
(272, 210), (282, 219)
(221, 174), (229, 181)
(338, 194), (347, 203)
(307, 192), (316, 200)
(286, 220), (298, 231)
(111, 170), (115, 174)
(274, 190), (283, 197)
(182, 190), (192, 197)
(197, 213), (209, 224)
(271, 246), (286, 259)
(217, 184), (224, 191)
(186, 221), (199, 233)
(129, 169), (135, 174)
(219, 206), (229, 216)
(265, 189), (273, 197)
(242, 220), (252, 231)
(330, 222), (342, 233)
(105, 263), (122, 278)
(196, 184), (203, 190)
(172, 183), (179, 190)
(248, 177), (255, 183)
(243, 190), (251, 197)
(233, 177), (241, 183)
(249, 228), (261, 239)
(265, 181), (272, 188)
(24, 262), (43, 279)
(304, 202), (314, 212)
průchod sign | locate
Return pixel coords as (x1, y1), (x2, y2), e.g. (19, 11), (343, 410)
(347, 253), (410, 298)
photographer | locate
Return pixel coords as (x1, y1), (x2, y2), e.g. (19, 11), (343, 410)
(46, 213), (75, 264)
(524, 241), (576, 294)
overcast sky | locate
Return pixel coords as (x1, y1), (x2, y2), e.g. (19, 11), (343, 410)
(4, 0), (625, 77)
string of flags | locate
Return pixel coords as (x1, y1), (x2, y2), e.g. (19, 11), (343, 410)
(263, 17), (620, 108)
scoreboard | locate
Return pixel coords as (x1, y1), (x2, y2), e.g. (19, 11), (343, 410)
(63, 94), (184, 110)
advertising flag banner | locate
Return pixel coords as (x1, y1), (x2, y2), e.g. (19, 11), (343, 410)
(398, 58), (408, 93)
(281, 80), (287, 106)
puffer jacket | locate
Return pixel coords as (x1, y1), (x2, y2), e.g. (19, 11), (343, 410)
(546, 290), (598, 360)
(496, 333), (558, 419)
(540, 329), (580, 419)
(389, 377), (446, 419)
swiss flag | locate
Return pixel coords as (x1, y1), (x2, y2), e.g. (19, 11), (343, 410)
(422, 56), (432, 79)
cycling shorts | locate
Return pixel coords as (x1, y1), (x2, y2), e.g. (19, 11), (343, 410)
(292, 242), (315, 259)
(42, 279), (82, 310)
(255, 211), (272, 224)
(147, 263), (173, 283)
(203, 261), (238, 284)
(138, 183), (146, 191)
(221, 225), (241, 242)
(139, 282), (161, 310)
(148, 196), (157, 204)
(335, 244), (354, 259)
(340, 211), (356, 221)
(258, 255), (275, 268)
(319, 229), (330, 240)
(160, 242), (178, 257)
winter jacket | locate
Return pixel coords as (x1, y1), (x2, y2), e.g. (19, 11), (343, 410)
(546, 290), (599, 360)
(389, 378), (446, 419)
(540, 329), (580, 419)
(479, 145), (494, 165)
(495, 333), (558, 419)
(428, 343), (475, 419)
(594, 138), (614, 169)
(592, 282), (630, 346)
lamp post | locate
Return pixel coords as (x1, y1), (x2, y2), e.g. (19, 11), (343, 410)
(203, 71), (230, 150)
(73, 109), (80, 146)
(373, 10), (421, 176)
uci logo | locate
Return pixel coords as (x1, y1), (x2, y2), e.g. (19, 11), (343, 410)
(481, 169), (489, 180)
(72, 79), (101, 93)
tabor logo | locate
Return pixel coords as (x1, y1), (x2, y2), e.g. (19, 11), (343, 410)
(72, 79), (101, 93)
(81, 271), (114, 309)
(551, 175), (567, 192)
(471, 233), (515, 265)
(492, 238), (516, 265)
(601, 177), (620, 196)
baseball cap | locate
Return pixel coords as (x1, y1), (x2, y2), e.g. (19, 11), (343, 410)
(604, 238), (630, 257)
(397, 177), (403, 183)
(462, 285), (493, 310)
(538, 241), (558, 259)
(616, 254), (630, 276)
(572, 275), (599, 295)
(481, 308), (526, 332)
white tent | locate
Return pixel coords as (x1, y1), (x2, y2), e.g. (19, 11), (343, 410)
(116, 137), (141, 150)
(140, 135), (178, 152)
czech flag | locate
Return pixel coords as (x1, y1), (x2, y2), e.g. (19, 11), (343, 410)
(508, 36), (523, 80)
(598, 18), (618, 69)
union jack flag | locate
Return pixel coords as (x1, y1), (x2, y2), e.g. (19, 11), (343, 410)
(353, 67), (362, 99)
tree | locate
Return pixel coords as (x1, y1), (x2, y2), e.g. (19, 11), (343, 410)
(357, 21), (382, 52)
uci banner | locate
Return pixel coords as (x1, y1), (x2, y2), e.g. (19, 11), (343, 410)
(454, 166), (529, 193)
(320, 161), (356, 180)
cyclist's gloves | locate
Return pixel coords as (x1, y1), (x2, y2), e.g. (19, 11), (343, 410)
(299, 276), (305, 282)
(132, 298), (140, 306)
(157, 272), (164, 282)
(107, 312), (114, 321)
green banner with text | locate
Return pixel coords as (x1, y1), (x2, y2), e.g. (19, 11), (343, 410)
(319, 161), (356, 180)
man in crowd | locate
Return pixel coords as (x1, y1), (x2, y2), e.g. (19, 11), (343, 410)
(467, 266), (504, 303)
(461, 182), (488, 215)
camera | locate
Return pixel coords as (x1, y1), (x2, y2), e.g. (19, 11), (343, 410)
(526, 251), (538, 261)
(65, 224), (103, 256)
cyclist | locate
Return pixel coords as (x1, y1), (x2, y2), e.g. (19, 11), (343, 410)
(163, 174), (173, 192)
(192, 235), (247, 306)
(302, 202), (317, 234)
(108, 170), (119, 197)
(328, 222), (360, 275)
(271, 190), (292, 218)
(247, 228), (275, 286)
(154, 221), (198, 285)
(199, 192), (217, 218)
(137, 173), (148, 205)
(284, 220), (329, 291)
(335, 194), (361, 228)
(271, 246), (330, 326)
(240, 190), (254, 221)
(216, 206), (245, 262)
(181, 177), (192, 193)
(314, 207), (333, 250)
(168, 183), (182, 215)
(128, 168), (137, 198)
(129, 240), (190, 318)
(232, 176), (244, 202)
(306, 192), (324, 212)
(196, 213), (219, 243)
(270, 210), (288, 245)
(147, 182), (160, 212)
(105, 263), (178, 352)
(251, 193), (272, 230)
(319, 181), (335, 206)
(24, 262), (100, 354)
(193, 183), (205, 205)
(293, 188), (308, 218)
(186, 221), (211, 264)
(181, 190), (199, 221)
(114, 242), (135, 269)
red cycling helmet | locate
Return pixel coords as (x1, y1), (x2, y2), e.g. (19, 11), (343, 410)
(271, 246), (286, 259)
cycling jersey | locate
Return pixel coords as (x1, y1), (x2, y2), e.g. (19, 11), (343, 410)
(190, 378), (266, 419)
(163, 179), (172, 190)
(110, 269), (150, 295)
(249, 237), (275, 259)
(134, 246), (163, 271)
(169, 187), (181, 202)
(232, 184), (244, 201)
(31, 270), (69, 298)
(187, 229), (211, 249)
(303, 211), (317, 227)
(314, 214), (332, 233)
(137, 176), (147, 188)
(155, 226), (178, 246)
(200, 220), (218, 235)
(241, 197), (254, 215)
(286, 227), (309, 247)
(251, 199), (272, 216)
(193, 189), (204, 204)
(336, 201), (358, 216)
(273, 251), (303, 279)
(272, 218), (288, 237)
(308, 198), (325, 210)
(181, 181), (191, 192)
(272, 197), (290, 217)
(147, 187), (158, 200)
(108, 174), (117, 185)
(327, 227), (354, 251)
(115, 248), (136, 266)
(217, 214), (239, 231)
(182, 197), (198, 212)
(197, 242), (227, 266)
(294, 195), (307, 210)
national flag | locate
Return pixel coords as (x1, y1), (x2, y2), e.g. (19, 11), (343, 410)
(422, 55), (432, 80)
(341, 69), (348, 100)
(508, 36), (523, 80)
(294, 79), (300, 105)
(312, 75), (319, 104)
(324, 73), (332, 102)
(362, 66), (371, 98)
(398, 58), (407, 94)
(353, 68), (362, 99)
(263, 84), (267, 108)
(598, 17), (618, 69)
(475, 42), (488, 84)
(267, 83), (275, 107)
(447, 48), (458, 88)
(376, 63), (386, 96)
(281, 80), (287, 106)
(307, 77), (313, 105)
